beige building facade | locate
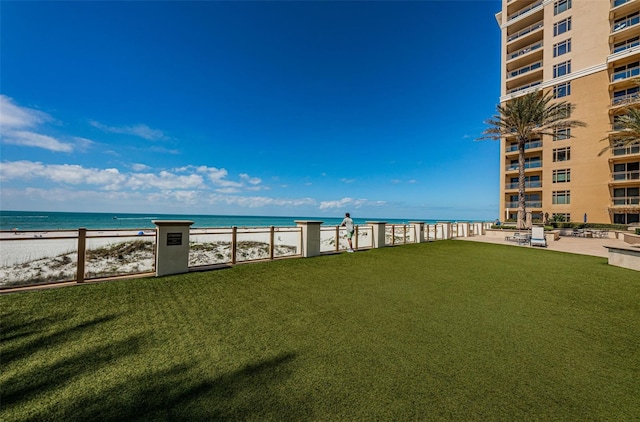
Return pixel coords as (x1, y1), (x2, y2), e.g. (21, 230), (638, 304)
(496, 0), (640, 224)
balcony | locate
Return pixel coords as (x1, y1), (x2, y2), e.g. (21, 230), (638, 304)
(506, 140), (543, 153)
(611, 0), (639, 17)
(613, 13), (640, 33)
(508, 60), (542, 80)
(508, 41), (543, 62)
(612, 142), (640, 155)
(507, 21), (543, 43)
(507, 1), (543, 21)
(505, 201), (543, 208)
(505, 180), (543, 190)
(611, 64), (640, 82)
(612, 170), (640, 180)
(612, 196), (640, 205)
(612, 91), (640, 107)
(506, 161), (543, 171)
(507, 81), (542, 95)
(613, 36), (640, 55)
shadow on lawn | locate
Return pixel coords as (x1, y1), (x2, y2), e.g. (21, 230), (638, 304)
(57, 352), (306, 421)
(1, 308), (305, 420)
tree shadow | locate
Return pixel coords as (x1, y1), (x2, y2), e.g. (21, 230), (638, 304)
(1, 312), (120, 365)
(2, 310), (309, 420)
(55, 352), (308, 421)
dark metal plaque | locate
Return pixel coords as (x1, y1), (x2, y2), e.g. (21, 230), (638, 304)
(167, 232), (182, 246)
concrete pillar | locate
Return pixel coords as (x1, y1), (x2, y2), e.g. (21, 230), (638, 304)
(440, 222), (452, 239)
(153, 220), (194, 277)
(295, 221), (323, 257)
(367, 221), (387, 248)
(410, 222), (425, 243)
(458, 222), (470, 237)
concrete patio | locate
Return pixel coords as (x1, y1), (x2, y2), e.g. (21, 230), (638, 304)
(458, 232), (634, 258)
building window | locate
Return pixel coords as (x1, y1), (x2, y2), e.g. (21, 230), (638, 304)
(614, 213), (640, 224)
(552, 213), (571, 222)
(553, 39), (571, 57)
(554, 0), (571, 15)
(554, 17), (572, 36)
(554, 82), (571, 98)
(553, 190), (571, 204)
(554, 128), (571, 140)
(553, 169), (571, 183)
(553, 61), (571, 78)
(553, 147), (571, 162)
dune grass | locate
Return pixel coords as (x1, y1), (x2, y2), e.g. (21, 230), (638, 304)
(1, 240), (639, 421)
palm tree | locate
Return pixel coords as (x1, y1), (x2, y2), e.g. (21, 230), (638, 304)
(479, 90), (586, 229)
(601, 107), (640, 156)
(600, 77), (640, 156)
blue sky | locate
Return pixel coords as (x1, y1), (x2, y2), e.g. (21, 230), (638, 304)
(0, 0), (502, 220)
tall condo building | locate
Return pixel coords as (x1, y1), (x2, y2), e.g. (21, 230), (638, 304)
(496, 0), (640, 224)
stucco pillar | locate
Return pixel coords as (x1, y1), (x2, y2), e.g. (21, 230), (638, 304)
(458, 222), (470, 237)
(367, 221), (387, 248)
(410, 222), (425, 243)
(295, 221), (323, 257)
(153, 220), (194, 277)
(440, 222), (452, 239)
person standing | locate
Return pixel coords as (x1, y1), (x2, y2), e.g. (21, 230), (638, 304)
(340, 212), (355, 252)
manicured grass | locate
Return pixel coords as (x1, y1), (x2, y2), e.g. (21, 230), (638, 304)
(1, 241), (639, 421)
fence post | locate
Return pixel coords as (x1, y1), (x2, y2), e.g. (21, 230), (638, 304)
(355, 225), (359, 250)
(367, 221), (387, 248)
(270, 226), (275, 260)
(77, 228), (87, 283)
(231, 226), (237, 264)
(335, 225), (340, 252)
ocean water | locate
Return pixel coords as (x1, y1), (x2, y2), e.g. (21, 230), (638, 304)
(0, 210), (448, 231)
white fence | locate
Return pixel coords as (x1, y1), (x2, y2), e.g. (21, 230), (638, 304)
(0, 221), (490, 290)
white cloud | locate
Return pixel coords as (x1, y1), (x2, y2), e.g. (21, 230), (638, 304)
(131, 163), (151, 171)
(127, 171), (204, 190)
(215, 187), (241, 194)
(0, 96), (75, 152)
(90, 120), (166, 141)
(208, 194), (316, 208)
(340, 178), (356, 184)
(0, 95), (52, 128)
(319, 197), (386, 210)
(2, 131), (74, 152)
(0, 160), (126, 189)
(240, 173), (262, 185)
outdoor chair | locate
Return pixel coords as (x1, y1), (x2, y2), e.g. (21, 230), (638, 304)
(530, 226), (547, 247)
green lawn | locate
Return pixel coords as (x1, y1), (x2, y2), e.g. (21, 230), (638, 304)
(1, 241), (639, 421)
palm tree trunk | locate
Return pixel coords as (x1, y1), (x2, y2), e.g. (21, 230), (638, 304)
(517, 138), (527, 230)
